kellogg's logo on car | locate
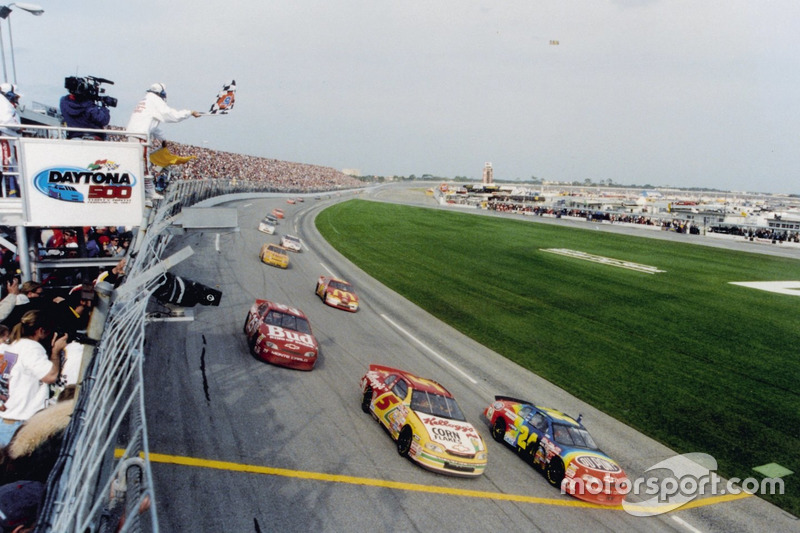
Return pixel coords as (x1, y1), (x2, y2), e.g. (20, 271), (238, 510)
(33, 159), (138, 204)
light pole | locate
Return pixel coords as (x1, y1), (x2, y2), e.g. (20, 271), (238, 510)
(0, 2), (44, 84)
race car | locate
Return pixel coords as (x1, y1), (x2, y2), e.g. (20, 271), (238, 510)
(272, 208), (285, 219)
(244, 299), (319, 370)
(258, 217), (276, 234)
(484, 396), (628, 505)
(315, 276), (359, 312)
(280, 234), (302, 252)
(296, 197), (304, 202)
(259, 243), (289, 269)
(360, 365), (488, 477)
(286, 198), (296, 205)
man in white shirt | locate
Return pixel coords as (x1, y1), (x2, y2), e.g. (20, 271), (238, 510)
(126, 83), (200, 201)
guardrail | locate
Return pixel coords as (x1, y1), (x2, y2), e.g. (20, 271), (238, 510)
(34, 177), (356, 532)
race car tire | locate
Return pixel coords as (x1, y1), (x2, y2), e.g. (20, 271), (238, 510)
(323, 292), (329, 304)
(545, 458), (565, 487)
(243, 316), (249, 335)
(315, 282), (320, 296)
(491, 418), (506, 443)
(361, 389), (372, 414)
(397, 426), (413, 457)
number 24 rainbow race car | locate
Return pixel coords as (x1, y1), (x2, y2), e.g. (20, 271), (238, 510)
(484, 396), (628, 505)
(360, 365), (488, 477)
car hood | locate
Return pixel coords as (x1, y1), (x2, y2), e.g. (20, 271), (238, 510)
(263, 324), (318, 352)
(416, 413), (485, 454)
(327, 288), (358, 303)
(563, 449), (625, 476)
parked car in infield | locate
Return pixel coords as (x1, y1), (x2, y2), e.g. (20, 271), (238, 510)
(360, 364), (488, 477)
(315, 276), (359, 312)
(484, 396), (628, 505)
(244, 299), (319, 370)
(259, 243), (289, 269)
(258, 217), (276, 234)
(280, 234), (303, 252)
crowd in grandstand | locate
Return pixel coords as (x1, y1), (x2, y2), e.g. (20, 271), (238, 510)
(165, 142), (361, 190)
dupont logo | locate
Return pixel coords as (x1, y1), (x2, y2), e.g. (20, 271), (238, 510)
(32, 159), (138, 204)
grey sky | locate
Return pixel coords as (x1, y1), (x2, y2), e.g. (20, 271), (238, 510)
(9, 1), (800, 193)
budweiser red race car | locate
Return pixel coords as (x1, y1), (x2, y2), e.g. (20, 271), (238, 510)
(244, 299), (319, 370)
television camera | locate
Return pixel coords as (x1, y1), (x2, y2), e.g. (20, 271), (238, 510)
(64, 75), (118, 108)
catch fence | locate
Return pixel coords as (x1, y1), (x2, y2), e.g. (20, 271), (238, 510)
(34, 178), (349, 532)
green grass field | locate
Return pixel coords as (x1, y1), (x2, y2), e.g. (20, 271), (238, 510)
(316, 199), (800, 515)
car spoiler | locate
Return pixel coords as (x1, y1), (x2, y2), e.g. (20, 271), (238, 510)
(494, 395), (534, 406)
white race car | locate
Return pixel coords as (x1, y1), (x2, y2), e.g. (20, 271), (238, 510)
(280, 234), (303, 252)
(258, 217), (276, 234)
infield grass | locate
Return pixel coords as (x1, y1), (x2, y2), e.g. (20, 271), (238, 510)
(316, 199), (800, 515)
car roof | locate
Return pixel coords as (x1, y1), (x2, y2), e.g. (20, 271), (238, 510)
(494, 395), (582, 427)
(369, 364), (452, 396)
(255, 298), (308, 319)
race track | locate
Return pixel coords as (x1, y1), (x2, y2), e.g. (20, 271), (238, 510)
(143, 186), (797, 532)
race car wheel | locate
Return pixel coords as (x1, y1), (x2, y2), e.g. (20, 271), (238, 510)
(315, 282), (320, 295)
(361, 388), (372, 414)
(397, 426), (413, 457)
(545, 458), (565, 487)
(243, 316), (250, 335)
(491, 418), (506, 443)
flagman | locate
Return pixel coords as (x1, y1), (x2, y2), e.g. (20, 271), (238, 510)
(126, 82), (201, 201)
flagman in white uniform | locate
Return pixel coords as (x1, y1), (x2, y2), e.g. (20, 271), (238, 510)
(126, 83), (200, 201)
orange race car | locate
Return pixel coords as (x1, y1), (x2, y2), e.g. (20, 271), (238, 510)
(315, 276), (359, 312)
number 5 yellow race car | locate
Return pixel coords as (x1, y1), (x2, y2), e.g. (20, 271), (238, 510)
(360, 364), (487, 477)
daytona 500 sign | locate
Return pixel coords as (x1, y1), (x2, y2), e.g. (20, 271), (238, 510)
(19, 137), (144, 226)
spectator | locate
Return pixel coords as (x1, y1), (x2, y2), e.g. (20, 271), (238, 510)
(125, 83), (201, 201)
(0, 480), (44, 533)
(0, 83), (21, 198)
(59, 80), (111, 140)
(2, 282), (47, 330)
(0, 310), (68, 446)
(0, 279), (19, 323)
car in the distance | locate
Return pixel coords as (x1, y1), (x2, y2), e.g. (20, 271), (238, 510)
(258, 217), (276, 234)
(259, 243), (289, 269)
(484, 396), (628, 505)
(244, 299), (319, 370)
(272, 208), (285, 219)
(315, 276), (359, 312)
(280, 234), (302, 252)
(360, 364), (488, 477)
(286, 198), (296, 205)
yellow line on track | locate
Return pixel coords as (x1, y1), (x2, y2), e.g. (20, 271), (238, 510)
(129, 451), (752, 512)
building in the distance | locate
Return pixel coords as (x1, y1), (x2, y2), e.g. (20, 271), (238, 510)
(342, 168), (362, 177)
(482, 162), (493, 184)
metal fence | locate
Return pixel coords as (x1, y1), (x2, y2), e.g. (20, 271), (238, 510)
(34, 177), (354, 532)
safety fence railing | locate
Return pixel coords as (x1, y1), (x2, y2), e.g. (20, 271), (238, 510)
(35, 177), (356, 532)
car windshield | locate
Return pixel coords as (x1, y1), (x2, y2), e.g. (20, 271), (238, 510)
(267, 245), (284, 254)
(285, 236), (300, 243)
(329, 280), (351, 291)
(264, 310), (311, 334)
(552, 423), (598, 449)
(410, 390), (466, 421)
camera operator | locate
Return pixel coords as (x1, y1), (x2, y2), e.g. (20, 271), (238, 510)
(60, 76), (113, 140)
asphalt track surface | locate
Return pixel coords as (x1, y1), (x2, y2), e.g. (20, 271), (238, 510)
(143, 184), (798, 532)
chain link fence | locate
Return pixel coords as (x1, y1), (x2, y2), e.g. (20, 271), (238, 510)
(34, 178), (353, 532)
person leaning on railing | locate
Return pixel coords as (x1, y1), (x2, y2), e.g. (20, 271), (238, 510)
(0, 310), (68, 447)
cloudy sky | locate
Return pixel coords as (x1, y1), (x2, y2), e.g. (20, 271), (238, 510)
(10, 1), (800, 193)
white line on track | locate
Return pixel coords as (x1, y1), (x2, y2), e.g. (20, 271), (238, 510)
(242, 203), (252, 208)
(215, 233), (220, 252)
(380, 314), (477, 384)
(671, 516), (703, 533)
(319, 262), (336, 277)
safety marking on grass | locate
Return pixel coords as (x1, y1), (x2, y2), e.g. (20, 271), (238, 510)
(135, 451), (751, 512)
(540, 249), (666, 274)
(729, 281), (800, 297)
